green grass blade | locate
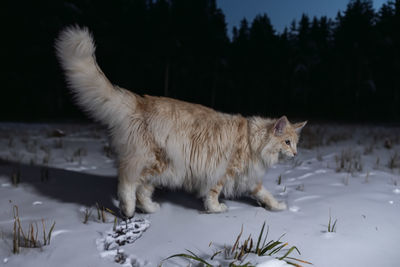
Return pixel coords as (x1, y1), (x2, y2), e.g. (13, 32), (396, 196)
(47, 222), (56, 245)
(210, 250), (222, 260)
(256, 221), (266, 254)
(278, 246), (301, 260)
(262, 225), (270, 248)
(332, 219), (337, 232)
(269, 243), (287, 255)
(260, 240), (283, 255)
(163, 252), (212, 267)
(328, 216), (331, 232)
(277, 233), (286, 241)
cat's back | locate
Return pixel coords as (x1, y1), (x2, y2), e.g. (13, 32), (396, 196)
(140, 94), (246, 157)
(141, 94), (240, 130)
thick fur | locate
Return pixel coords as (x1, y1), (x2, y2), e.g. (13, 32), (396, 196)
(55, 26), (307, 218)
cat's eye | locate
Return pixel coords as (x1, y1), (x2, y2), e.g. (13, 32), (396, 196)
(285, 140), (291, 145)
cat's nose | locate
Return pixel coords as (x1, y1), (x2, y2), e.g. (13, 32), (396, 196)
(293, 152), (297, 156)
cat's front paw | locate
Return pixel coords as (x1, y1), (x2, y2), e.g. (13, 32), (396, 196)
(270, 201), (287, 211)
(139, 201), (160, 213)
(119, 202), (135, 219)
(206, 203), (228, 213)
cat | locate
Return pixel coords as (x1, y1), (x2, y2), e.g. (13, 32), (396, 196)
(55, 26), (306, 218)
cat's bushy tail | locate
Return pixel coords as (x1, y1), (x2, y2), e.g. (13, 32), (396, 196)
(55, 26), (134, 127)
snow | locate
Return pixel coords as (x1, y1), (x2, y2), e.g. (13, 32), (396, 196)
(96, 218), (151, 267)
(256, 259), (292, 267)
(0, 122), (400, 267)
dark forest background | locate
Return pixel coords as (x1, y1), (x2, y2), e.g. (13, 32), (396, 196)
(2, 0), (400, 122)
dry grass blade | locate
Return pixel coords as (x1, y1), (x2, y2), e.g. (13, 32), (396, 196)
(232, 224), (243, 254)
(12, 205), (56, 253)
(286, 257), (313, 265)
(83, 208), (92, 224)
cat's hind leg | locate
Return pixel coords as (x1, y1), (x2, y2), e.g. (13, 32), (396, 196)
(251, 183), (287, 211)
(204, 180), (227, 213)
(136, 183), (160, 213)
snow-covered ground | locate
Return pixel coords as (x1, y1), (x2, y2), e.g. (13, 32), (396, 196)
(0, 122), (400, 267)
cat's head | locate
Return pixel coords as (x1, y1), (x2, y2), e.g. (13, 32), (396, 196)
(250, 116), (306, 165)
(269, 116), (307, 158)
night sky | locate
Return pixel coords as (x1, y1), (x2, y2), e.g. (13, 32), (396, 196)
(217, 0), (387, 36)
(3, 0), (400, 122)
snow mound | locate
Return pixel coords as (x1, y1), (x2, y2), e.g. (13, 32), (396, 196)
(96, 218), (151, 267)
(256, 258), (292, 267)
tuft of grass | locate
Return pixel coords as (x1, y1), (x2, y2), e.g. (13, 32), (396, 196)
(82, 208), (93, 224)
(363, 144), (374, 155)
(298, 125), (324, 149)
(384, 138), (393, 149)
(96, 203), (106, 223)
(41, 146), (52, 165)
(277, 175), (282, 185)
(12, 206), (55, 254)
(374, 156), (380, 170)
(327, 210), (338, 233)
(388, 152), (400, 170)
(296, 184), (305, 191)
(65, 147), (88, 164)
(82, 204), (116, 224)
(95, 203), (116, 223)
(103, 143), (114, 158)
(335, 148), (363, 174)
(11, 167), (21, 187)
(73, 147), (87, 158)
(161, 222), (311, 267)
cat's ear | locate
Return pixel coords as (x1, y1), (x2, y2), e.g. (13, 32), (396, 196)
(274, 116), (288, 136)
(293, 121), (307, 134)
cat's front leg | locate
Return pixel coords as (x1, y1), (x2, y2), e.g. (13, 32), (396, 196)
(118, 159), (141, 218)
(118, 178), (137, 218)
(136, 183), (160, 213)
(204, 180), (227, 213)
(251, 183), (287, 211)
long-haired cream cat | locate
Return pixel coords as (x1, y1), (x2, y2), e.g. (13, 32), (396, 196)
(55, 26), (306, 218)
